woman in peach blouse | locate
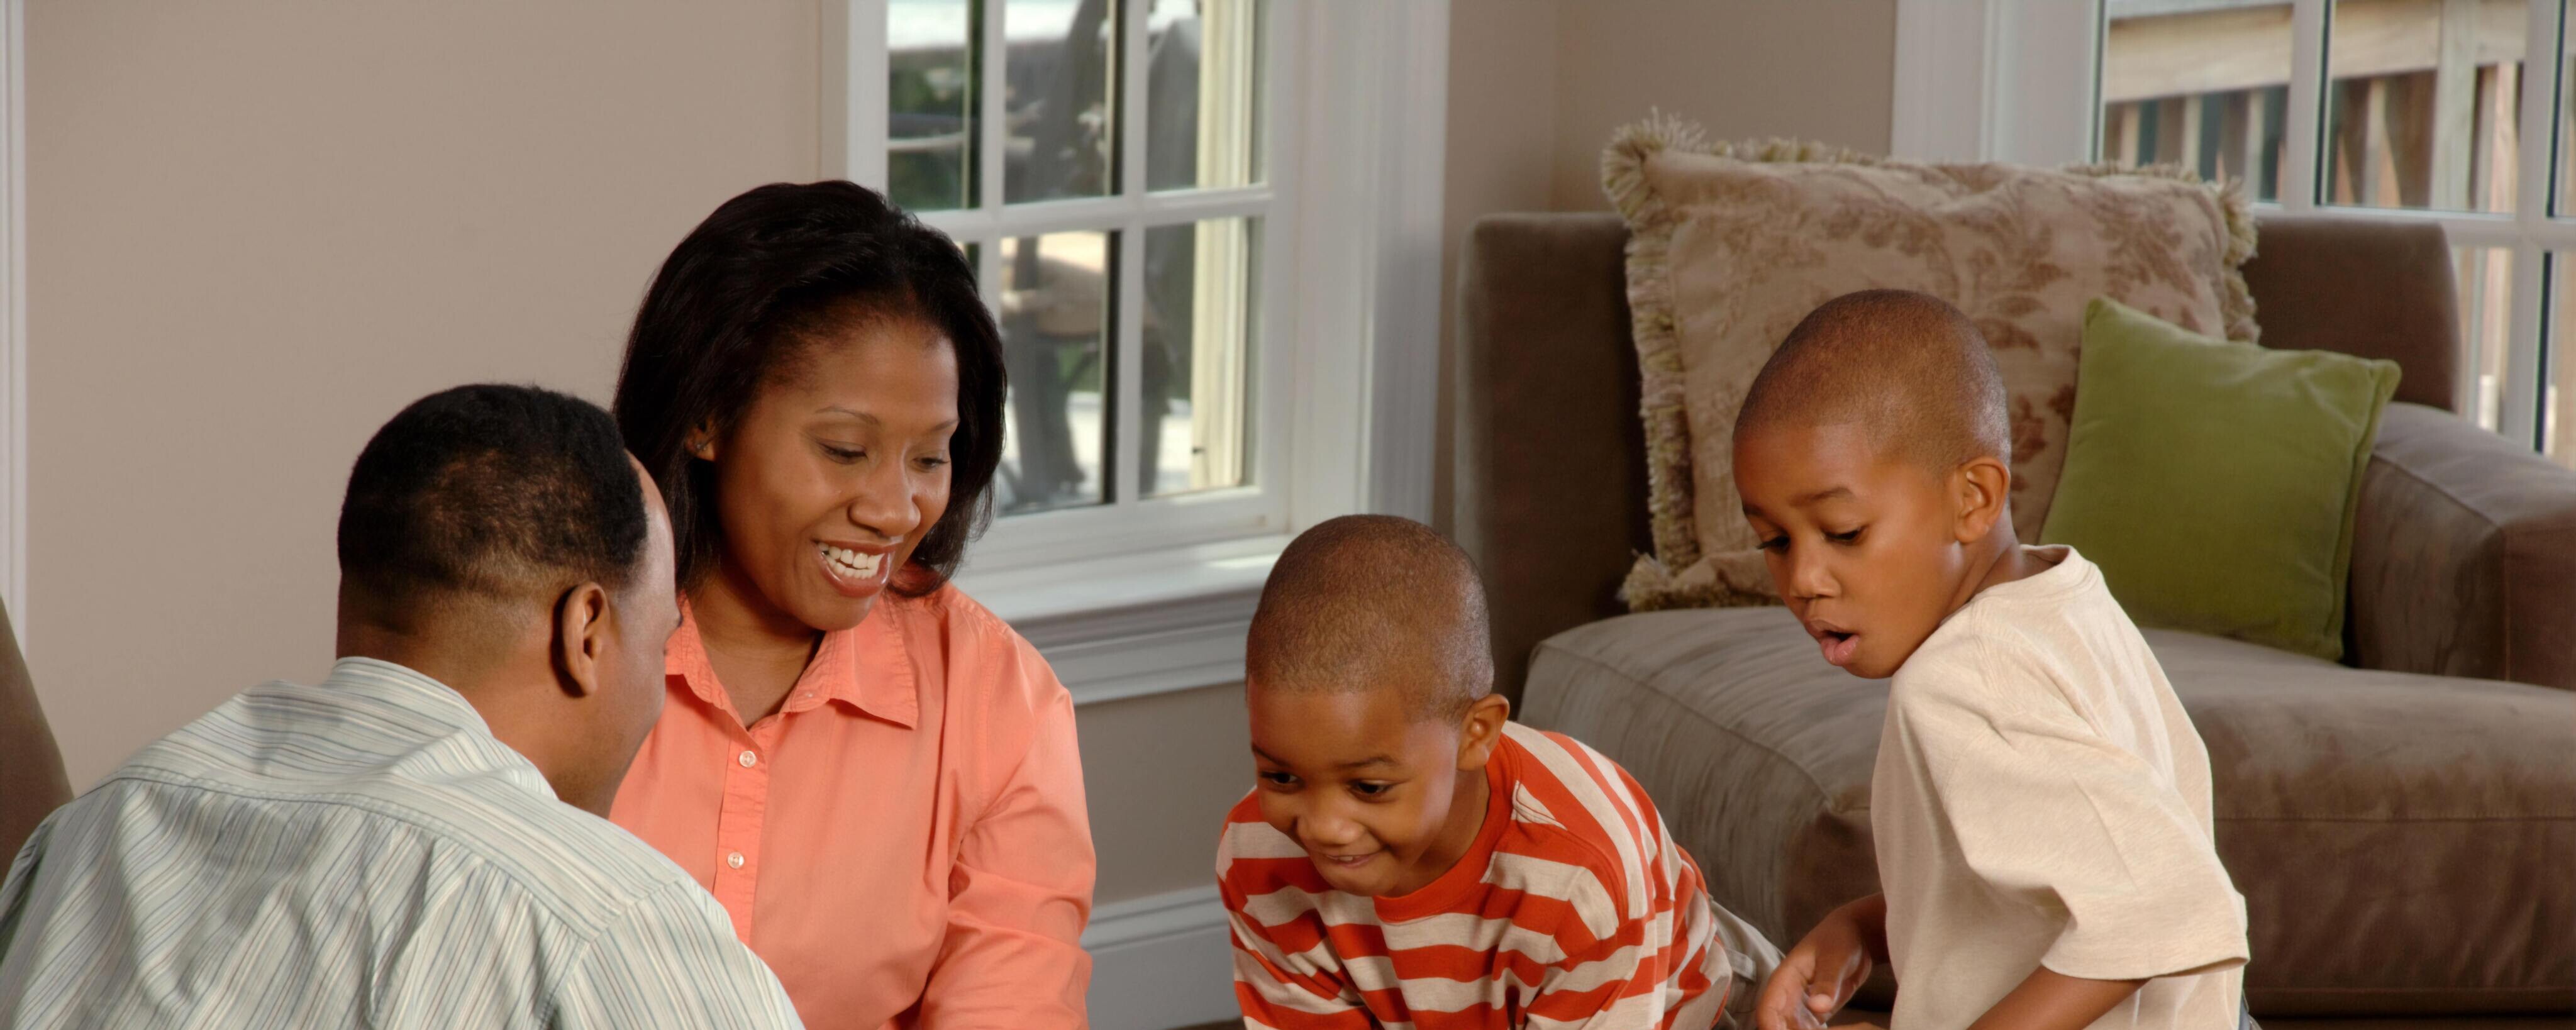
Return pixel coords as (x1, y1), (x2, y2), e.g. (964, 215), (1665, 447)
(606, 181), (1094, 1027)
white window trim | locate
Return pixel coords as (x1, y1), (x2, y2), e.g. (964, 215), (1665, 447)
(1890, 0), (2102, 166)
(1896, 0), (2567, 446)
(819, 0), (1449, 703)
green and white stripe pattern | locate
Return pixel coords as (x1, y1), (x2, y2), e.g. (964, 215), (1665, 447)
(0, 658), (802, 1029)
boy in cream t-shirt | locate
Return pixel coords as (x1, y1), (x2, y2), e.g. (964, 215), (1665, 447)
(1731, 291), (2250, 1030)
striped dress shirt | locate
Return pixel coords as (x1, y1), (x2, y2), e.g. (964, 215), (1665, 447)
(0, 658), (802, 1029)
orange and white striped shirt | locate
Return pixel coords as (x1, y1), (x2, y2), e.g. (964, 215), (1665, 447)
(1218, 722), (1730, 1030)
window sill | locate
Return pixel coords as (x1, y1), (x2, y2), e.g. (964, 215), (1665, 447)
(950, 534), (1285, 706)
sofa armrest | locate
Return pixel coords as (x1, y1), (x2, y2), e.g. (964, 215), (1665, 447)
(1453, 213), (1652, 702)
(2348, 402), (2576, 689)
(0, 599), (69, 860)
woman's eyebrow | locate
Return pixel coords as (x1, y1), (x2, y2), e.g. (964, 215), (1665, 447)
(816, 406), (958, 433)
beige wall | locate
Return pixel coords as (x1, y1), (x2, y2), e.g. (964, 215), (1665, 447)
(23, 0), (1255, 908)
(28, 0), (823, 786)
(23, 0), (1899, 909)
(1076, 683), (1250, 902)
(1435, 0), (1897, 529)
(1543, 1), (1898, 211)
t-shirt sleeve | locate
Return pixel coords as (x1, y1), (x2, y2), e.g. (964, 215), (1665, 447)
(1890, 648), (2248, 982)
(1519, 869), (1671, 1030)
(1222, 914), (1374, 1030)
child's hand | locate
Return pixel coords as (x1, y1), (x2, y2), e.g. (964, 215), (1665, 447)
(1756, 897), (1884, 1030)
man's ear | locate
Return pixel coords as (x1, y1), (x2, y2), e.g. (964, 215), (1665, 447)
(551, 582), (613, 699)
(1455, 693), (1513, 771)
(1952, 455), (2012, 545)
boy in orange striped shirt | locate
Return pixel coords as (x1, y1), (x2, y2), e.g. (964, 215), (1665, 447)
(1217, 516), (1778, 1030)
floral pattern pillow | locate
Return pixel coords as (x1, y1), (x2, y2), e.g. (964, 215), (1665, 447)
(1604, 116), (2257, 611)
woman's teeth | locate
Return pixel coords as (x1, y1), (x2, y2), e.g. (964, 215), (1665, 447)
(819, 543), (883, 581)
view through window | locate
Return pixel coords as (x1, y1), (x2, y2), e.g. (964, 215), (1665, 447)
(886, 0), (1269, 516)
(2101, 0), (2572, 466)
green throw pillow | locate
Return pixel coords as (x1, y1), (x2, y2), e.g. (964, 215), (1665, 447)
(2040, 297), (2400, 661)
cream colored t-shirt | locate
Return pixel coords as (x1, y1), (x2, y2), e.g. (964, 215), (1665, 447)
(1872, 546), (2248, 1030)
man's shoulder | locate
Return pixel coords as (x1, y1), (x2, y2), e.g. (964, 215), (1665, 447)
(362, 773), (710, 940)
(99, 716), (705, 944)
(7, 776), (755, 1027)
(111, 764), (696, 908)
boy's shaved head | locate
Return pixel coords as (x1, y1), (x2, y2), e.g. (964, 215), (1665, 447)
(1735, 289), (2009, 468)
(1246, 516), (1494, 720)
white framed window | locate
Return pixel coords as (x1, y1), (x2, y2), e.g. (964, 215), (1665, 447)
(2098, 0), (2569, 464)
(819, 0), (1449, 699)
(1897, 0), (2573, 468)
(835, 0), (1287, 567)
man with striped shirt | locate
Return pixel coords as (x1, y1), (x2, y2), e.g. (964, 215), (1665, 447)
(1219, 517), (1778, 1030)
(0, 385), (801, 1028)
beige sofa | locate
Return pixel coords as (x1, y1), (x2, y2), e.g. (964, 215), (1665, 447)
(1453, 211), (2576, 1024)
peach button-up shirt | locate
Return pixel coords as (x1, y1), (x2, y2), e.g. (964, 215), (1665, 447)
(611, 585), (1095, 1029)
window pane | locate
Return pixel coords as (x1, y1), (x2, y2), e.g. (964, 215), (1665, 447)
(2549, 253), (2573, 467)
(2456, 246), (2515, 431)
(2553, 355), (2570, 467)
(1142, 217), (1257, 497)
(1006, 0), (1119, 203)
(2326, 0), (2523, 213)
(889, 0), (977, 211)
(996, 231), (1114, 514)
(2101, 3), (2291, 201)
(1146, 0), (1263, 191)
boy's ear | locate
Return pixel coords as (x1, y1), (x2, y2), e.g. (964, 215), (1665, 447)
(1454, 693), (1513, 771)
(550, 582), (613, 700)
(1951, 455), (2012, 544)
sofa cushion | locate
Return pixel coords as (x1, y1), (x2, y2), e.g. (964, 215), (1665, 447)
(1599, 116), (2256, 611)
(1522, 607), (2576, 1016)
(2043, 297), (2400, 662)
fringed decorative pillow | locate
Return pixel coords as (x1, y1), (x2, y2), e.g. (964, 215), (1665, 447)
(1602, 114), (2257, 611)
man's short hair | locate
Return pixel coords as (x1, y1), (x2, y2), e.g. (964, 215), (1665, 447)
(1734, 289), (2010, 470)
(1245, 516), (1494, 721)
(338, 385), (648, 609)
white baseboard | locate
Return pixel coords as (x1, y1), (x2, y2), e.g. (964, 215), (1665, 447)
(1083, 885), (1237, 1030)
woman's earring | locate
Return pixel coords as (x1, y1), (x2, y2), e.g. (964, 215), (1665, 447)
(691, 440), (711, 459)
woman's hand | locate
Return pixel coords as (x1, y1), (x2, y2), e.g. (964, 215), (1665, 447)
(1757, 894), (1889, 1030)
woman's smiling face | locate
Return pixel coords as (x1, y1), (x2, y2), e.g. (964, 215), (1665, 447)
(706, 316), (959, 632)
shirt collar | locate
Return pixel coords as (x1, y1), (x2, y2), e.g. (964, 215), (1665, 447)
(319, 656), (500, 736)
(307, 655), (557, 800)
(667, 598), (919, 729)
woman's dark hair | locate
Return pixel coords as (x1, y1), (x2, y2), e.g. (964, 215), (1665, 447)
(613, 180), (1004, 597)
